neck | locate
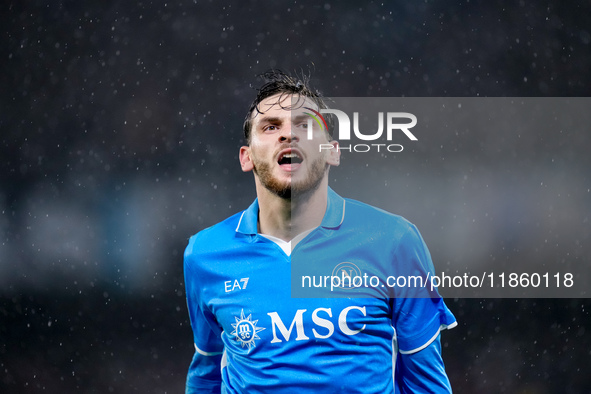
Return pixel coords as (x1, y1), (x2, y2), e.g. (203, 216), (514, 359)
(255, 179), (329, 242)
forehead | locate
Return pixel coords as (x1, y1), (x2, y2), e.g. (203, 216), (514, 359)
(252, 93), (319, 123)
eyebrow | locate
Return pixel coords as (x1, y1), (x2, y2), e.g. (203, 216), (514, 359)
(256, 114), (310, 127)
(292, 114), (309, 123)
(257, 116), (283, 126)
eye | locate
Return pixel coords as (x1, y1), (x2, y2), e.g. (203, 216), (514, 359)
(263, 125), (278, 132)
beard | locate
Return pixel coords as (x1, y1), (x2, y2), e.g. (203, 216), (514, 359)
(253, 154), (328, 199)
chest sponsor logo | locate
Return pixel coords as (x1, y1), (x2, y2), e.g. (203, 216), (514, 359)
(230, 309), (266, 350)
(267, 305), (367, 343)
(230, 306), (367, 352)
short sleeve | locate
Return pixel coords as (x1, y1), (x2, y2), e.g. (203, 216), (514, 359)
(184, 237), (225, 393)
(394, 334), (453, 393)
(390, 225), (457, 353)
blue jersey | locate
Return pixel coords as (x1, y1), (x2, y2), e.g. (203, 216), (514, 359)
(184, 188), (456, 393)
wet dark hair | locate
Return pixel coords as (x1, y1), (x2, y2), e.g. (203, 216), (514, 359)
(242, 69), (332, 143)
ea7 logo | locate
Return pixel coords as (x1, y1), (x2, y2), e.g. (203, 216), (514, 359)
(307, 110), (417, 141)
(225, 278), (249, 293)
(266, 306), (366, 343)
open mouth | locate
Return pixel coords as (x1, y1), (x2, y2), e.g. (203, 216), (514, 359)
(278, 152), (303, 165)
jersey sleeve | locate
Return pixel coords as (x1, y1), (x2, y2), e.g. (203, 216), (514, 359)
(184, 236), (225, 393)
(391, 224), (457, 354)
(394, 334), (452, 393)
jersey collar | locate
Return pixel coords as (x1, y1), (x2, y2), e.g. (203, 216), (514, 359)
(235, 198), (260, 235)
(235, 187), (346, 235)
(321, 187), (346, 229)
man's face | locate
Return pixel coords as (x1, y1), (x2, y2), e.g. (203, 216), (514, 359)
(240, 94), (339, 198)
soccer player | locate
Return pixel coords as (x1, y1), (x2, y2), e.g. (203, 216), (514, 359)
(184, 70), (457, 393)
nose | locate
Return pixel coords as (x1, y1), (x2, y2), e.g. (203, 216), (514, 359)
(278, 124), (298, 143)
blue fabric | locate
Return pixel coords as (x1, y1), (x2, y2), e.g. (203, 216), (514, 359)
(395, 335), (452, 393)
(184, 188), (456, 393)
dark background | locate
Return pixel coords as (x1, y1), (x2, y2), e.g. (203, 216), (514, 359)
(2, 1), (591, 392)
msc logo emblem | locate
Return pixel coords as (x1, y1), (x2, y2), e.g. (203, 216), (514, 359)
(331, 262), (362, 290)
(231, 309), (265, 350)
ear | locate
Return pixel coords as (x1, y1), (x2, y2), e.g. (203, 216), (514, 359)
(325, 140), (341, 167)
(239, 145), (254, 172)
